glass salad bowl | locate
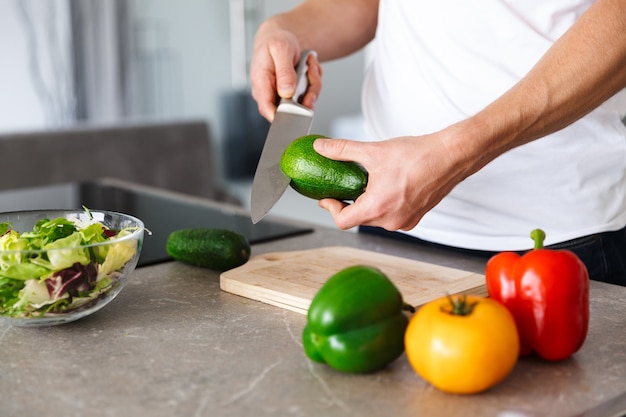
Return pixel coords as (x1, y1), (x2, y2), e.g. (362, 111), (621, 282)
(0, 209), (145, 327)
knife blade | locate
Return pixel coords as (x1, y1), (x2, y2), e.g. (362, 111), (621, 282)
(250, 50), (317, 224)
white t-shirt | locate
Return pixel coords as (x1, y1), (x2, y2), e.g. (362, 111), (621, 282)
(362, 0), (626, 251)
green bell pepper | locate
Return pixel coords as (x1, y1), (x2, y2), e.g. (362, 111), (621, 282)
(302, 265), (409, 373)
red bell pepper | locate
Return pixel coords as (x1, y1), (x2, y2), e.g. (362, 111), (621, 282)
(485, 229), (589, 361)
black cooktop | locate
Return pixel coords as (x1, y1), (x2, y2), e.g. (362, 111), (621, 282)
(0, 181), (312, 267)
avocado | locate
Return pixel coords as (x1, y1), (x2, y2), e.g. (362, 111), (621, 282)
(280, 134), (368, 200)
(165, 228), (250, 271)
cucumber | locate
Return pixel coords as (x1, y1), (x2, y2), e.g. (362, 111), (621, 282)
(165, 228), (250, 271)
(280, 134), (368, 200)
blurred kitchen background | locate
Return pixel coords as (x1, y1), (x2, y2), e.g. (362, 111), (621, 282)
(0, 0), (368, 228)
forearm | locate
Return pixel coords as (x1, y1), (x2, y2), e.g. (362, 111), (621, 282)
(453, 0), (626, 175)
(255, 0), (379, 61)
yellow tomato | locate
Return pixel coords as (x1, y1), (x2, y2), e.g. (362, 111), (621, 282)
(405, 295), (519, 394)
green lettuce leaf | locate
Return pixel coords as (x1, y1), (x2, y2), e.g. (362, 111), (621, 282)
(0, 262), (50, 280)
(44, 232), (90, 271)
(98, 237), (137, 279)
(13, 279), (56, 311)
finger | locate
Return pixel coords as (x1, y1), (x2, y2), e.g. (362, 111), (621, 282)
(270, 44), (301, 99)
(250, 55), (279, 122)
(250, 37), (301, 121)
(251, 75), (278, 122)
(319, 197), (377, 231)
(317, 198), (354, 229)
(313, 138), (371, 164)
(301, 56), (322, 110)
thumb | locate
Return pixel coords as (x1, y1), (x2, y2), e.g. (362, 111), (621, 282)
(272, 50), (300, 99)
(313, 138), (365, 163)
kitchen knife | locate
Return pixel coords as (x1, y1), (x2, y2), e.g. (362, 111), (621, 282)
(250, 50), (317, 224)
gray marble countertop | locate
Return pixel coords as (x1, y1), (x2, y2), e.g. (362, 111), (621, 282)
(1, 211), (625, 417)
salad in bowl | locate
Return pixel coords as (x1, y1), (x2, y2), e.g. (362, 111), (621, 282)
(0, 208), (144, 326)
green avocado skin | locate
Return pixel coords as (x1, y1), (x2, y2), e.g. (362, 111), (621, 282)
(280, 134), (368, 201)
(165, 228), (250, 271)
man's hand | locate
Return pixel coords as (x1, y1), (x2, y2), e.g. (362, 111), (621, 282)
(313, 129), (474, 231)
(250, 26), (322, 122)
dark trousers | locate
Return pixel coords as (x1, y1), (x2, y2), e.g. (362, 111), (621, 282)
(359, 226), (626, 287)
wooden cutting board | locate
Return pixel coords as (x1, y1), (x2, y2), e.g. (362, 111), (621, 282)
(220, 246), (487, 315)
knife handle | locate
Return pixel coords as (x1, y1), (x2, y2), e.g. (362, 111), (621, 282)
(291, 50), (317, 105)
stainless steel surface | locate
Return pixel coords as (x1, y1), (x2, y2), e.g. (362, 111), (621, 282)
(250, 50), (316, 224)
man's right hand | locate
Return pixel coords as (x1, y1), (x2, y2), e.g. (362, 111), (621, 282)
(250, 24), (323, 122)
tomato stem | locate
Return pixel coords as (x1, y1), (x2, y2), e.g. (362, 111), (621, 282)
(441, 293), (478, 316)
(530, 229), (546, 250)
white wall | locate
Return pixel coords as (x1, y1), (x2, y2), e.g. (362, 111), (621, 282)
(0, 0), (73, 133)
(126, 0), (231, 140)
(0, 1), (365, 139)
(125, 0), (365, 139)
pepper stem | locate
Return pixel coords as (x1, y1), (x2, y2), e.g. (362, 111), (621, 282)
(530, 229), (546, 250)
(441, 293), (477, 316)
